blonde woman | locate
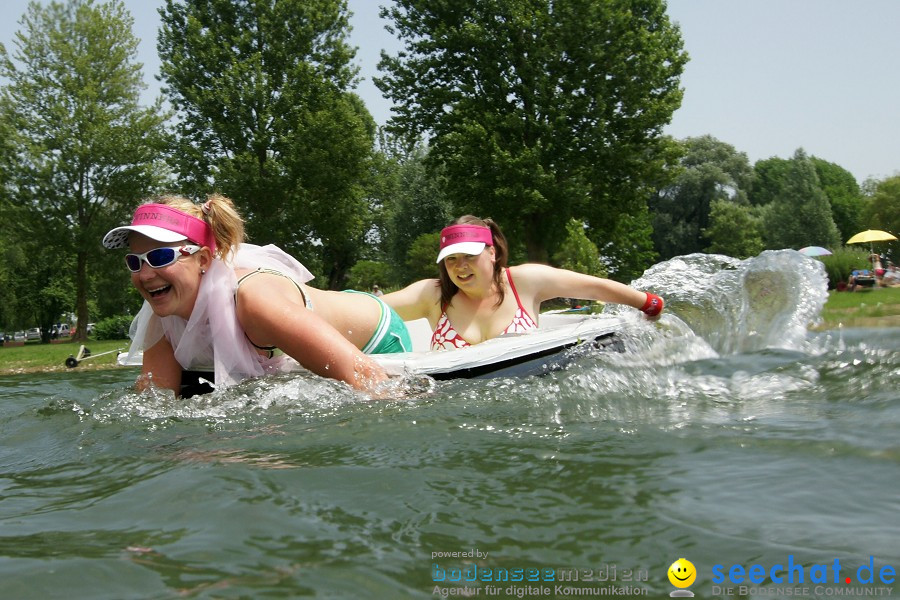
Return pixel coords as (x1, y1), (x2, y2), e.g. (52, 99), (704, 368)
(103, 194), (410, 394)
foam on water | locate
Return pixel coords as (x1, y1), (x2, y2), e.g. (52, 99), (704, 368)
(82, 249), (840, 424)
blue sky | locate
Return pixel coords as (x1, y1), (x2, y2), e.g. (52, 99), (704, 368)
(2, 0), (897, 183)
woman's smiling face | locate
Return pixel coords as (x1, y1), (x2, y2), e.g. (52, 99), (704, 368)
(443, 246), (496, 291)
(128, 233), (210, 320)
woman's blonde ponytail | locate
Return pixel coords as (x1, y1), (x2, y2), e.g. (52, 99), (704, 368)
(148, 194), (246, 260)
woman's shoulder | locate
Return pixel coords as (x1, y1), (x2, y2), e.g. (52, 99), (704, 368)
(401, 278), (442, 296)
(507, 263), (593, 301)
(505, 264), (559, 297)
(508, 263), (558, 281)
(381, 278), (442, 322)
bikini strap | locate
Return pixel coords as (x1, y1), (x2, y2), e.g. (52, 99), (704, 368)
(505, 268), (524, 310)
(505, 268), (536, 323)
(234, 268), (311, 354)
(236, 268), (312, 310)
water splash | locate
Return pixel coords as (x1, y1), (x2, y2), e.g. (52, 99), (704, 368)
(81, 250), (834, 421)
(609, 250), (829, 355)
(85, 369), (439, 425)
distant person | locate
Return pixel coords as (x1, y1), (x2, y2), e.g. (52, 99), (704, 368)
(382, 215), (664, 350)
(882, 263), (900, 287)
(870, 253), (885, 278)
(372, 284), (384, 297)
(103, 195), (411, 395)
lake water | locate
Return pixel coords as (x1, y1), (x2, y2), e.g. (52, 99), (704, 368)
(1, 251), (898, 599)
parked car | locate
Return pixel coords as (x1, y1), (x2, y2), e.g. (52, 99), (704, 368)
(25, 328), (41, 340)
(72, 323), (95, 337)
(13, 331), (26, 341)
(51, 324), (71, 338)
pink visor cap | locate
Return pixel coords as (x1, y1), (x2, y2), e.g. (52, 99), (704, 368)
(436, 224), (493, 263)
(102, 203), (216, 254)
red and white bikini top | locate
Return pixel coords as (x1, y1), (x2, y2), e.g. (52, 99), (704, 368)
(431, 268), (538, 350)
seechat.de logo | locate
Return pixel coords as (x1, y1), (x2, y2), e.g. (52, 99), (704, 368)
(711, 555), (896, 586)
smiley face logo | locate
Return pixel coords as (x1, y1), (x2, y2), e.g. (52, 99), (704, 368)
(668, 558), (696, 588)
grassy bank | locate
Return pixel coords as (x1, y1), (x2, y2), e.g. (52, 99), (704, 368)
(814, 286), (900, 330)
(0, 339), (130, 375)
(2, 288), (898, 375)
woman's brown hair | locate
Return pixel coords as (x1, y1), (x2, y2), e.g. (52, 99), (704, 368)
(438, 215), (509, 308)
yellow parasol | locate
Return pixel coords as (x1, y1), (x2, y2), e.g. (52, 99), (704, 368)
(846, 230), (897, 245)
(846, 229), (897, 261)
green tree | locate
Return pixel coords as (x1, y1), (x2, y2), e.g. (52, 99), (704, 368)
(760, 149), (841, 250)
(599, 207), (658, 281)
(404, 232), (441, 284)
(748, 157), (791, 207)
(650, 135), (755, 260)
(552, 219), (607, 278)
(375, 140), (453, 282)
(702, 200), (764, 259)
(750, 155), (863, 248)
(377, 0), (687, 272)
(810, 157), (864, 244)
(0, 0), (171, 341)
(863, 175), (900, 240)
(158, 0), (375, 289)
(0, 241), (29, 331)
(345, 260), (392, 292)
(31, 249), (76, 342)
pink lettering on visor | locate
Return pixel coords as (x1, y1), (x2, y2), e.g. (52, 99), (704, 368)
(436, 224), (493, 263)
(130, 204), (216, 254)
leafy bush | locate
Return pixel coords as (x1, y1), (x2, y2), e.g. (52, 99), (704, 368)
(553, 219), (607, 277)
(92, 315), (134, 340)
(703, 200), (764, 259)
(819, 247), (869, 289)
(346, 260), (393, 291)
(404, 232), (442, 284)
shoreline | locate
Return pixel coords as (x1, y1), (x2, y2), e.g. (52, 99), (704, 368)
(0, 361), (139, 376)
(2, 320), (899, 377)
(809, 315), (900, 331)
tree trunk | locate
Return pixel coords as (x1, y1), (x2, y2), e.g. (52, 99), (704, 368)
(73, 250), (90, 342)
(523, 216), (549, 264)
